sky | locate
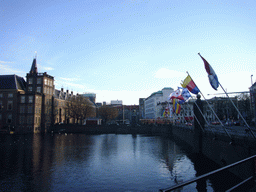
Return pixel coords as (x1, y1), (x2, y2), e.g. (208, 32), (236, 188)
(1, 0), (256, 105)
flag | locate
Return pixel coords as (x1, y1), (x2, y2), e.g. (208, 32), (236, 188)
(162, 106), (170, 117)
(169, 88), (184, 100)
(179, 87), (192, 104)
(169, 103), (173, 117)
(173, 99), (181, 114)
(181, 87), (191, 101)
(181, 75), (200, 94)
(198, 53), (219, 90)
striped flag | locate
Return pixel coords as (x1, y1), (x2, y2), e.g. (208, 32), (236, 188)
(198, 53), (219, 90)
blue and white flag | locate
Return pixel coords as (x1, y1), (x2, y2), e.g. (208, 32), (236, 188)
(178, 87), (191, 104)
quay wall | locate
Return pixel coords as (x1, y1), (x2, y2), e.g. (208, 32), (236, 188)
(171, 125), (256, 180)
(51, 124), (172, 135)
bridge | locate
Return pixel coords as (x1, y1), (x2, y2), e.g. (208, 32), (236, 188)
(160, 95), (256, 191)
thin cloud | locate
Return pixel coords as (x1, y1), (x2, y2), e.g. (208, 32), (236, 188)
(55, 81), (87, 91)
(154, 68), (186, 79)
(0, 61), (14, 64)
(43, 67), (54, 71)
(58, 77), (80, 82)
(0, 64), (25, 75)
(37, 64), (54, 71)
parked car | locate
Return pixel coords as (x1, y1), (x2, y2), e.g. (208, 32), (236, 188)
(225, 121), (232, 126)
(233, 121), (240, 126)
(185, 122), (192, 126)
(211, 121), (220, 125)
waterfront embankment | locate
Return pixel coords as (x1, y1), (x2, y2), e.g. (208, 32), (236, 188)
(51, 124), (172, 135)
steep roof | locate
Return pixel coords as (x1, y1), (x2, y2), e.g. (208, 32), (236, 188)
(0, 75), (26, 90)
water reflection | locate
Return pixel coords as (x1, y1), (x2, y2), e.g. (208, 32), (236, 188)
(0, 133), (238, 191)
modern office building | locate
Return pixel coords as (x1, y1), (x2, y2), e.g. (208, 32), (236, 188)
(144, 87), (174, 119)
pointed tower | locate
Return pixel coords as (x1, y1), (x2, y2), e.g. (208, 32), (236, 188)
(25, 54), (55, 133)
(29, 57), (38, 74)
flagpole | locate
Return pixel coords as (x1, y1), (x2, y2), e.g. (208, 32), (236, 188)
(186, 71), (232, 140)
(219, 83), (256, 139)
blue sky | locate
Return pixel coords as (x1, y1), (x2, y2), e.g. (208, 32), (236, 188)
(1, 0), (256, 105)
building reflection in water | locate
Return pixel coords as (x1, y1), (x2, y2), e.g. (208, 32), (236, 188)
(0, 133), (243, 191)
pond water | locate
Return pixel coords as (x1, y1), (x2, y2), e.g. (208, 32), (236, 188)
(0, 133), (241, 191)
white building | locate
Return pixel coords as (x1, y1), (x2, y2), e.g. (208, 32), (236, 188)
(111, 100), (123, 105)
(144, 87), (174, 119)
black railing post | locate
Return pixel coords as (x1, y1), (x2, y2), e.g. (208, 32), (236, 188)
(193, 94), (204, 153)
(253, 157), (256, 181)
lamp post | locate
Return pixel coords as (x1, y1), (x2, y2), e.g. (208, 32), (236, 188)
(251, 75), (256, 128)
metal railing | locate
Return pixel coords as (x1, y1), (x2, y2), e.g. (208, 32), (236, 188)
(159, 154), (256, 192)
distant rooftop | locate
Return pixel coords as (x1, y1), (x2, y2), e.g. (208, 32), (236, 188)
(162, 87), (174, 90)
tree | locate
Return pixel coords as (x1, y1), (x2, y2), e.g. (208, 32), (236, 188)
(98, 105), (118, 124)
(66, 95), (95, 124)
(237, 93), (252, 123)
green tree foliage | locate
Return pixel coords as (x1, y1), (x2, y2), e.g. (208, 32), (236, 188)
(98, 105), (118, 124)
(66, 96), (95, 124)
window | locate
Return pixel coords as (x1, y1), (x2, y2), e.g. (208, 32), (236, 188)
(37, 78), (42, 84)
(44, 79), (47, 85)
(35, 96), (39, 104)
(8, 93), (13, 98)
(28, 78), (33, 84)
(28, 106), (33, 113)
(0, 101), (2, 110)
(20, 106), (25, 113)
(37, 87), (41, 93)
(28, 86), (32, 92)
(0, 93), (3, 98)
(28, 96), (33, 103)
(7, 101), (13, 110)
(27, 116), (33, 124)
(7, 114), (12, 124)
(19, 116), (25, 124)
(21, 96), (25, 103)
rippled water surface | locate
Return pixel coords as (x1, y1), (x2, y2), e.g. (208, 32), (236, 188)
(0, 133), (240, 191)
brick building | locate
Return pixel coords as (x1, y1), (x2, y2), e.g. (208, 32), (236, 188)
(0, 57), (95, 133)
